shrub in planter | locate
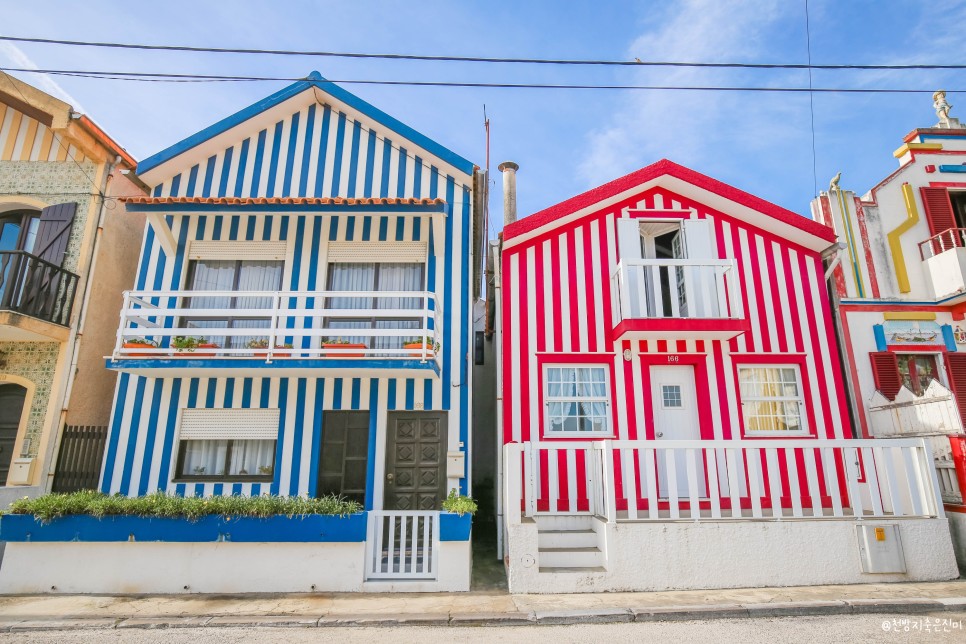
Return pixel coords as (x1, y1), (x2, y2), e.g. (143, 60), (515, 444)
(172, 336), (219, 357)
(122, 337), (157, 357)
(441, 489), (477, 517)
(321, 337), (366, 358)
(247, 339), (295, 358)
(402, 336), (440, 357)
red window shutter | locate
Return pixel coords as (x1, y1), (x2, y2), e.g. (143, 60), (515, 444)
(920, 187), (956, 236)
(945, 354), (966, 427)
(869, 351), (901, 401)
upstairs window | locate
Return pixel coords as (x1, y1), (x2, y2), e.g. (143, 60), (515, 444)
(0, 211), (39, 253)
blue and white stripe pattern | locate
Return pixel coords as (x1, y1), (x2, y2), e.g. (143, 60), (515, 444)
(101, 81), (474, 506)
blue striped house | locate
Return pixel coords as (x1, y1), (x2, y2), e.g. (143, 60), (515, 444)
(98, 73), (479, 581)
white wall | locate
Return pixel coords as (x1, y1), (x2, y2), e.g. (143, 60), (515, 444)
(505, 518), (959, 594)
(0, 541), (471, 594)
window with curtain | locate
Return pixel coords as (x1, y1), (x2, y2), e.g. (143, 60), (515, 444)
(183, 259), (284, 349)
(544, 365), (611, 435)
(325, 262), (425, 350)
(738, 365), (807, 434)
(176, 439), (276, 481)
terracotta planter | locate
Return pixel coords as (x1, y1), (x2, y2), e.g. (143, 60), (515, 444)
(403, 342), (436, 358)
(323, 343), (367, 358)
(175, 343), (220, 358)
(122, 342), (156, 357)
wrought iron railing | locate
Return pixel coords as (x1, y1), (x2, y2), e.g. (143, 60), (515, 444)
(0, 250), (78, 327)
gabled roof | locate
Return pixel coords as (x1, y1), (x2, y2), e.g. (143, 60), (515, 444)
(503, 159), (836, 251)
(137, 71), (475, 178)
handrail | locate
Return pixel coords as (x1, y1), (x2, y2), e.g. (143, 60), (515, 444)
(918, 227), (966, 260)
(610, 258), (743, 321)
(0, 250), (79, 327)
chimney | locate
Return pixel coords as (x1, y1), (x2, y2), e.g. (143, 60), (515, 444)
(498, 161), (519, 226)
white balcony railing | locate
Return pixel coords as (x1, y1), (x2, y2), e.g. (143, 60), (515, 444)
(111, 289), (443, 364)
(504, 438), (944, 523)
(610, 259), (743, 323)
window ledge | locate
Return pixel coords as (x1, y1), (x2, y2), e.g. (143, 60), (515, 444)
(173, 477), (275, 484)
(543, 432), (614, 440)
(740, 432), (814, 439)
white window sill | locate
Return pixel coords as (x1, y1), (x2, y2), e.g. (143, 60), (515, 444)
(741, 431), (813, 439)
(544, 432), (614, 439)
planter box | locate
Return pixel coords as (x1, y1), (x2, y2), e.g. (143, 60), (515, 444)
(0, 513), (367, 543)
(122, 342), (156, 357)
(322, 343), (366, 358)
(439, 512), (472, 541)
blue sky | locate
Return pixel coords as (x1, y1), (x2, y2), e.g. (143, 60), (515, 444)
(3, 0), (965, 239)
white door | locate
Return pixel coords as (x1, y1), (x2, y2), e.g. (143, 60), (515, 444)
(651, 365), (706, 499)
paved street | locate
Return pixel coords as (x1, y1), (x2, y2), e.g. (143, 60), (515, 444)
(2, 614), (964, 643)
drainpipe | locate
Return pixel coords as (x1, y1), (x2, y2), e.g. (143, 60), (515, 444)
(42, 156), (119, 492)
(494, 160), (517, 560)
(822, 240), (862, 439)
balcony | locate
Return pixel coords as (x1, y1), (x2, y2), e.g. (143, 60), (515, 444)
(610, 259), (748, 341)
(106, 289), (442, 377)
(919, 228), (966, 300)
(0, 250), (78, 341)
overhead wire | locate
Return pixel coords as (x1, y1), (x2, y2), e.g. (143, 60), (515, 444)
(0, 67), (958, 93)
(2, 35), (965, 71)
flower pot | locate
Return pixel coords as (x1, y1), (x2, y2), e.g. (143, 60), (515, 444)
(403, 342), (436, 358)
(322, 343), (367, 358)
(122, 342), (156, 357)
(195, 343), (219, 357)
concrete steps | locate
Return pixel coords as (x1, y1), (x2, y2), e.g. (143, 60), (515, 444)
(535, 516), (605, 572)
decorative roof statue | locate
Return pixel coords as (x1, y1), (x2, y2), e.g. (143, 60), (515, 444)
(932, 90), (961, 128)
(828, 171), (842, 193)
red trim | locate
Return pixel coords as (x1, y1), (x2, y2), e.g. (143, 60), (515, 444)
(903, 128), (966, 143)
(949, 434), (966, 501)
(837, 303), (951, 312)
(77, 114), (137, 168)
(534, 353), (619, 441)
(638, 353), (714, 441)
(885, 344), (947, 353)
(613, 318), (751, 338)
(853, 197), (881, 298)
(730, 354), (818, 440)
(929, 181), (966, 188)
(503, 158), (836, 244)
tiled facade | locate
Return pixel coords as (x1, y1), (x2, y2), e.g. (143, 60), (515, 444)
(0, 341), (60, 458)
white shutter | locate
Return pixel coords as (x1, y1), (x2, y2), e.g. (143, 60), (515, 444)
(179, 408), (280, 440)
(187, 241), (288, 261)
(682, 218), (714, 259)
(327, 241), (427, 263)
(616, 218), (644, 261)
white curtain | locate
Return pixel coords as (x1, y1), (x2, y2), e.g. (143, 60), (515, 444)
(180, 439), (275, 477)
(326, 263), (424, 350)
(186, 260), (282, 349)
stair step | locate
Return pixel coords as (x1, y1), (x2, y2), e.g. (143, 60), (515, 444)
(537, 529), (597, 549)
(538, 566), (607, 574)
(537, 546), (604, 569)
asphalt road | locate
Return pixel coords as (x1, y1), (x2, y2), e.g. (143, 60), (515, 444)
(3, 613), (964, 643)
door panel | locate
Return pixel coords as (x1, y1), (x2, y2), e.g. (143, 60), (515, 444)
(317, 411), (370, 503)
(385, 412), (447, 511)
(651, 365), (706, 498)
(0, 384), (27, 483)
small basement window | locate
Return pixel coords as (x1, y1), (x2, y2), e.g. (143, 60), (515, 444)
(174, 408), (279, 481)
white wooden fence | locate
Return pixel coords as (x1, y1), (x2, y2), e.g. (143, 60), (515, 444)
(366, 511), (439, 580)
(505, 438), (944, 523)
(112, 289), (442, 363)
(611, 259), (743, 322)
(936, 461), (964, 504)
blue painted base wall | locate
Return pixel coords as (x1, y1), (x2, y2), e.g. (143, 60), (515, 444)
(0, 513), (367, 543)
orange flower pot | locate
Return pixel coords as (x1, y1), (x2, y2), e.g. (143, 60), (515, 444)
(122, 342), (156, 357)
(323, 343), (367, 358)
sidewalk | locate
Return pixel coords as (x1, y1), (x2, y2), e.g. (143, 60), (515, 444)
(0, 580), (963, 630)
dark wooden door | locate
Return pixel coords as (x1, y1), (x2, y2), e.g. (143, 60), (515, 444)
(384, 412), (446, 511)
(317, 411), (370, 503)
(0, 384), (27, 482)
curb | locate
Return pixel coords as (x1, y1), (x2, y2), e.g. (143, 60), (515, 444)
(1, 598), (964, 630)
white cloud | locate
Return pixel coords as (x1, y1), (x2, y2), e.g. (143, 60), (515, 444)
(577, 0), (799, 188)
(0, 42), (87, 113)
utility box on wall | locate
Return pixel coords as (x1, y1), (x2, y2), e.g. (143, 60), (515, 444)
(446, 451), (465, 479)
(856, 524), (906, 573)
(7, 458), (35, 486)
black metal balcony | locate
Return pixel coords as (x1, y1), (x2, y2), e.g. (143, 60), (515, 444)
(0, 250), (78, 327)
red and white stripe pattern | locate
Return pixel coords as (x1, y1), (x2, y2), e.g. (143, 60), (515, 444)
(501, 184), (851, 446)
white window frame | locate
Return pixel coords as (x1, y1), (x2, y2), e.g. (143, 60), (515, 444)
(738, 364), (810, 437)
(172, 408), (280, 482)
(542, 363), (612, 438)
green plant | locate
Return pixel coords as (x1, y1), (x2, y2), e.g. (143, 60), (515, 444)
(246, 338), (270, 349)
(321, 337), (357, 345)
(441, 489), (477, 517)
(124, 337), (157, 346)
(6, 490), (363, 523)
(403, 336), (440, 352)
(172, 336), (206, 351)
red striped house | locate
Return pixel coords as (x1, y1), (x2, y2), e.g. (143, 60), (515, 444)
(496, 159), (958, 593)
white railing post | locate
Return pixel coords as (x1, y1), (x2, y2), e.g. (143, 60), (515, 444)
(504, 443), (523, 525)
(524, 442), (537, 517)
(113, 291), (131, 358)
(421, 292), (430, 363)
(617, 262), (632, 322)
(918, 437), (947, 518)
(600, 440), (617, 523)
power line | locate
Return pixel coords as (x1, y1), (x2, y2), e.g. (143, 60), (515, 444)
(805, 0), (818, 197)
(2, 35), (965, 71)
(0, 67), (958, 93)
